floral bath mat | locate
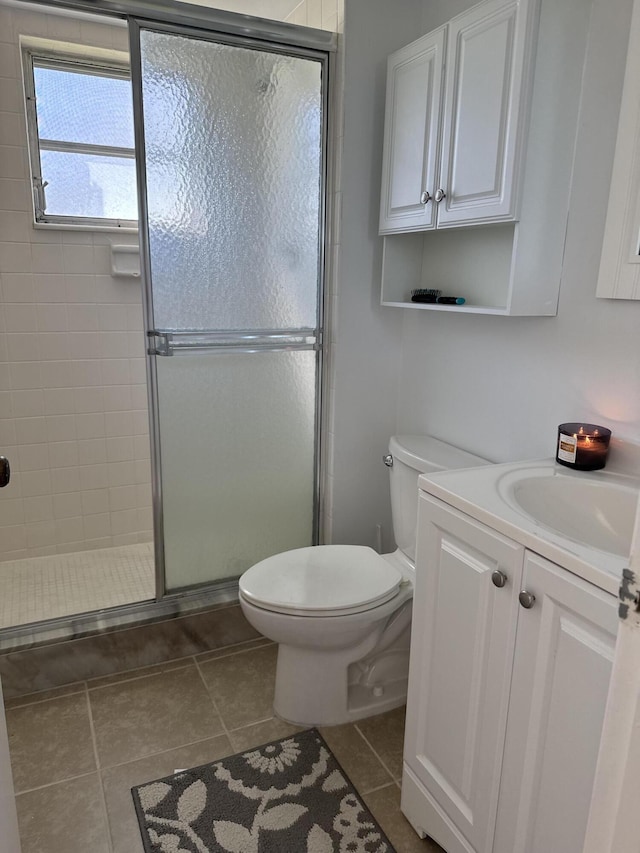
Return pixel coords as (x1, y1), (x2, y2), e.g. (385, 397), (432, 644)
(132, 727), (396, 852)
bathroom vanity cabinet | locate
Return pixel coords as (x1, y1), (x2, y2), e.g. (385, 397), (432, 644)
(0, 678), (21, 852)
(402, 494), (617, 853)
(378, 0), (591, 314)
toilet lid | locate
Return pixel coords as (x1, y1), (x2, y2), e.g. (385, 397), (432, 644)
(239, 545), (403, 616)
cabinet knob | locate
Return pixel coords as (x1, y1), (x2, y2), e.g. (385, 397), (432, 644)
(519, 590), (536, 609)
(420, 190), (432, 205)
(491, 570), (507, 588)
(434, 188), (446, 203)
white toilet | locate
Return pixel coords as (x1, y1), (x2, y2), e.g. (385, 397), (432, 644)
(239, 435), (488, 726)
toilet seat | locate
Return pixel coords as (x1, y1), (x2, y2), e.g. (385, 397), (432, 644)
(239, 545), (403, 617)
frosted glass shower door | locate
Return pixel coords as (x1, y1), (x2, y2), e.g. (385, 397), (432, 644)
(132, 23), (326, 591)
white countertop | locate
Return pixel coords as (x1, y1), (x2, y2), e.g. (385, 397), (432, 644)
(419, 458), (639, 596)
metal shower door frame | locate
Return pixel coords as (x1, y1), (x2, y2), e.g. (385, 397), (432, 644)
(128, 16), (331, 601)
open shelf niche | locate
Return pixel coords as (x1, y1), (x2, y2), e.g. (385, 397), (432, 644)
(381, 224), (517, 314)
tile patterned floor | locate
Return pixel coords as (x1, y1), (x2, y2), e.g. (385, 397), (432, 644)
(0, 542), (155, 629)
(5, 638), (444, 852)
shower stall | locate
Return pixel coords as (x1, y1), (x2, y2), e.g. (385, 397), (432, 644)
(0, 0), (334, 640)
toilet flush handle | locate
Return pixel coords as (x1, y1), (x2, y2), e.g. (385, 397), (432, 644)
(383, 454), (393, 467)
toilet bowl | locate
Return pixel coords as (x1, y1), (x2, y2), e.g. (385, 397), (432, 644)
(239, 435), (489, 726)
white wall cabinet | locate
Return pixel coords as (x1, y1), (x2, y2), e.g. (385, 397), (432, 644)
(378, 0), (592, 314)
(402, 494), (618, 853)
(380, 0), (534, 235)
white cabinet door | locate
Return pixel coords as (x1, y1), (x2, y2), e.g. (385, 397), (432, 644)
(379, 29), (445, 234)
(402, 495), (524, 853)
(0, 681), (21, 853)
(493, 552), (618, 853)
(437, 0), (534, 227)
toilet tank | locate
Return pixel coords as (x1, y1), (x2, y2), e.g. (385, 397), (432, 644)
(388, 435), (489, 564)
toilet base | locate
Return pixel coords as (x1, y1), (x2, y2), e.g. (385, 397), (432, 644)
(273, 635), (410, 727)
(275, 681), (409, 728)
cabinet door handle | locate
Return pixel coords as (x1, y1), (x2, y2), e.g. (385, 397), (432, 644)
(491, 570), (507, 588)
(420, 190), (432, 205)
(434, 188), (446, 203)
(519, 590), (536, 609)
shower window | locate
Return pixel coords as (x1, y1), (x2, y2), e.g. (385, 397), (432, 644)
(23, 49), (138, 227)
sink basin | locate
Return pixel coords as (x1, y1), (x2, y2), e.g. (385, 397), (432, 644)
(499, 468), (639, 557)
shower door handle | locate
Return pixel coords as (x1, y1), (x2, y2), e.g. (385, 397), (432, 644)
(0, 456), (10, 488)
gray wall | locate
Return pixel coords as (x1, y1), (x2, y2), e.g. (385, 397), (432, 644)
(331, 0), (640, 549)
(328, 0), (424, 551)
(397, 0), (640, 462)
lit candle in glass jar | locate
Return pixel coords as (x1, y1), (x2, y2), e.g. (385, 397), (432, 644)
(556, 423), (611, 470)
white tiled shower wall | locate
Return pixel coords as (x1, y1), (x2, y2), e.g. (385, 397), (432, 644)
(0, 6), (153, 561)
(285, 0), (342, 31)
(0, 0), (344, 561)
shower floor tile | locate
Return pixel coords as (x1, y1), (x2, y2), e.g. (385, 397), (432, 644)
(5, 642), (445, 853)
(0, 542), (155, 629)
